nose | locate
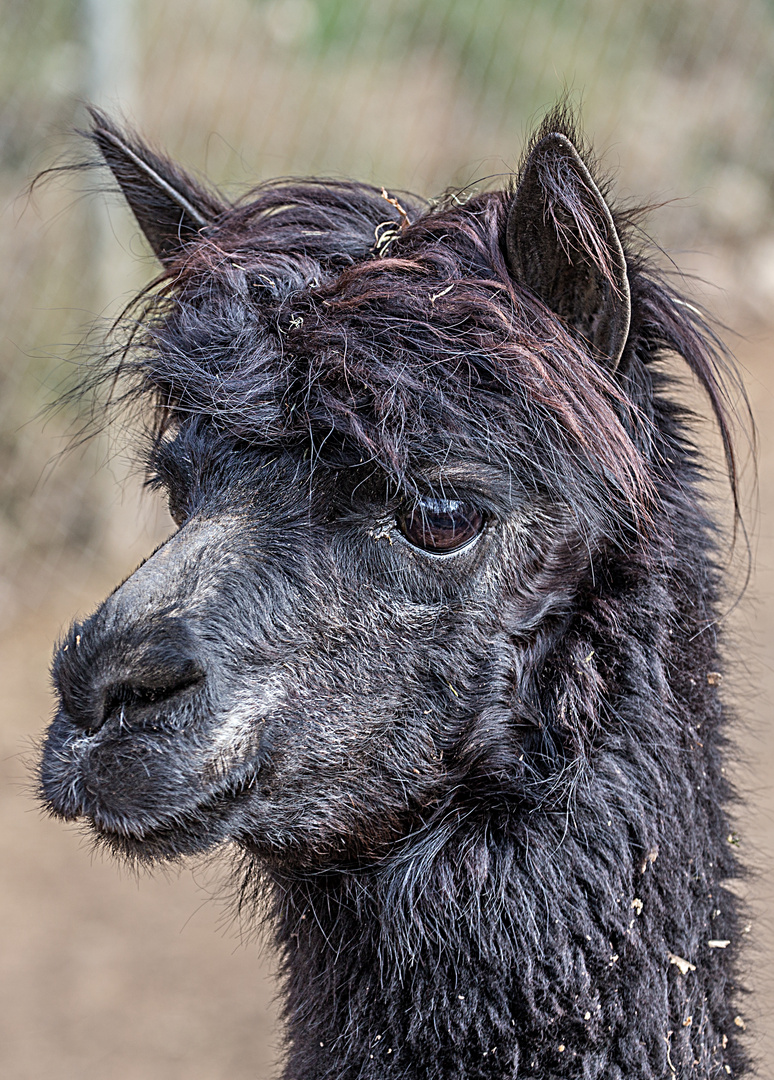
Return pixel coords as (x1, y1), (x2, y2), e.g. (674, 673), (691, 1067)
(53, 616), (205, 734)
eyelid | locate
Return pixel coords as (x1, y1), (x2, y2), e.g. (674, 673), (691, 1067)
(414, 496), (465, 512)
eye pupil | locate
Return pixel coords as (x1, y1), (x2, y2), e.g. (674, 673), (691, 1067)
(397, 498), (484, 553)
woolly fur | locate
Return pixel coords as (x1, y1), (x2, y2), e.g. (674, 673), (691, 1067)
(40, 107), (750, 1079)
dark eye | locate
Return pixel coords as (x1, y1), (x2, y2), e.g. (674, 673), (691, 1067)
(397, 497), (485, 554)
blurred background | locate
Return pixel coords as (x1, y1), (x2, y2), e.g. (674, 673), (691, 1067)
(1, 0), (773, 1076)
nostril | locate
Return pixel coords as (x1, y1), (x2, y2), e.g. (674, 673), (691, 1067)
(101, 670), (205, 727)
(54, 616), (206, 733)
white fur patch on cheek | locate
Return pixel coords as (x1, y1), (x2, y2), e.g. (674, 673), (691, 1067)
(207, 675), (287, 771)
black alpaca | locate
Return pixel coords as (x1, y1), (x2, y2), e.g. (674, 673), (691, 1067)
(40, 108), (748, 1078)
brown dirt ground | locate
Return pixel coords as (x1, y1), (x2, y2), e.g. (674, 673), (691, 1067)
(1, 332), (773, 1080)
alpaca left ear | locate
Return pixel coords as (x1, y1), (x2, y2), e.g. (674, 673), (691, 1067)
(505, 132), (631, 372)
(88, 108), (226, 265)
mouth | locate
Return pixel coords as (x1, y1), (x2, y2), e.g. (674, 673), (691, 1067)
(94, 769), (261, 861)
(39, 709), (262, 861)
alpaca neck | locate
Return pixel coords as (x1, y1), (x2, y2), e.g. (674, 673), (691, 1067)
(269, 565), (744, 1079)
(270, 740), (743, 1078)
(274, 846), (529, 1080)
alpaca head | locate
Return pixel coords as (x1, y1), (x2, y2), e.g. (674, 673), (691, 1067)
(38, 111), (717, 872)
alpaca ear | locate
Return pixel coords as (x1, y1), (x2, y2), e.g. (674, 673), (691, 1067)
(505, 132), (631, 372)
(88, 108), (226, 264)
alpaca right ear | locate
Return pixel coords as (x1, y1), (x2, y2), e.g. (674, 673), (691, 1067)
(505, 131), (631, 372)
(88, 109), (226, 265)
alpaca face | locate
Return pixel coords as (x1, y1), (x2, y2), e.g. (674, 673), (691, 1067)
(39, 114), (639, 868)
(41, 420), (577, 865)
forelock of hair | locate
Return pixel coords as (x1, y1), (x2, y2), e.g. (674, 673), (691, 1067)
(69, 139), (746, 547)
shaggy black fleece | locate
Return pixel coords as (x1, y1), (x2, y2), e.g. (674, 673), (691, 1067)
(39, 107), (750, 1079)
